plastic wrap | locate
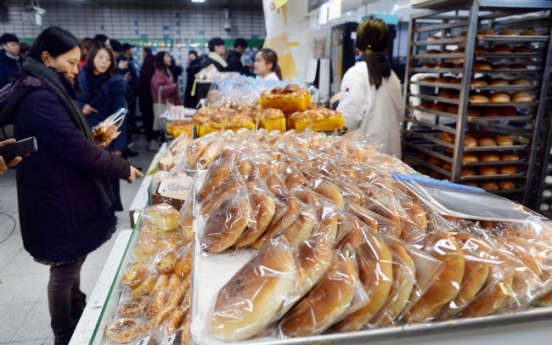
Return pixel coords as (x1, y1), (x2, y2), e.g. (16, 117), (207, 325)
(209, 236), (297, 342)
(196, 150), (238, 200)
(91, 107), (126, 148)
(185, 132), (218, 170)
(105, 318), (140, 344)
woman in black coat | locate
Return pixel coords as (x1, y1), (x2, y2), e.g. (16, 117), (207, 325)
(184, 50), (200, 108)
(139, 52), (158, 151)
(0, 27), (142, 345)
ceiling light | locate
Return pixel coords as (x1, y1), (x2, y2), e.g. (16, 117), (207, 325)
(191, 0), (205, 3)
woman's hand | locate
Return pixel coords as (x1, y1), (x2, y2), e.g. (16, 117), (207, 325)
(113, 149), (123, 156)
(127, 166), (144, 184)
(0, 139), (23, 174)
(82, 104), (98, 115)
(123, 72), (131, 82)
(118, 60), (129, 70)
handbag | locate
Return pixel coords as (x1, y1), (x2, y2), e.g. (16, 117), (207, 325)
(153, 85), (173, 131)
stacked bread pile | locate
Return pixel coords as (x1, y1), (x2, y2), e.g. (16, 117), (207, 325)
(288, 107), (345, 131)
(105, 203), (195, 344)
(192, 107), (257, 137)
(259, 84), (312, 113)
(185, 128), (552, 342)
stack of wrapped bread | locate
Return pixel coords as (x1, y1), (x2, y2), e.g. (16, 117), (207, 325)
(187, 128), (552, 342)
(259, 84), (312, 112)
(105, 203), (195, 345)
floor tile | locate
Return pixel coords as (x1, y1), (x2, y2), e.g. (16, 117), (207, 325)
(7, 339), (53, 345)
(0, 302), (34, 342)
(0, 232), (24, 254)
(10, 301), (53, 342)
(0, 250), (49, 276)
(0, 273), (49, 306)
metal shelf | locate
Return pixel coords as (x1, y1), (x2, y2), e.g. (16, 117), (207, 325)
(413, 37), (467, 46)
(462, 159), (527, 166)
(412, 67), (464, 74)
(467, 101), (540, 107)
(463, 144), (529, 152)
(476, 52), (543, 59)
(413, 53), (467, 59)
(470, 85), (537, 91)
(410, 93), (461, 104)
(472, 69), (542, 74)
(477, 35), (550, 43)
(412, 80), (463, 89)
(410, 106), (459, 120)
(460, 172), (525, 181)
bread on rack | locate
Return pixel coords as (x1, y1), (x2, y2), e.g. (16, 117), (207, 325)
(499, 181), (516, 190)
(512, 91), (534, 102)
(496, 135), (514, 146)
(478, 166), (498, 175)
(201, 197), (251, 253)
(509, 79), (531, 86)
(502, 106), (518, 116)
(493, 63), (510, 70)
(438, 89), (457, 99)
(453, 47), (465, 54)
(520, 29), (542, 36)
(454, 62), (464, 69)
(481, 181), (499, 191)
(439, 132), (455, 143)
(464, 136), (477, 148)
(511, 64), (528, 70)
(428, 156), (444, 167)
(447, 105), (458, 114)
(513, 45), (532, 53)
(473, 46), (489, 55)
(477, 29), (496, 35)
(485, 107), (501, 117)
(462, 153), (479, 162)
(471, 79), (488, 86)
(490, 92), (511, 103)
(431, 103), (448, 112)
(467, 107), (483, 117)
(423, 63), (436, 68)
(442, 49), (452, 54)
(481, 153), (500, 162)
(501, 153), (520, 161)
(499, 165), (517, 174)
(492, 44), (512, 53)
(436, 76), (452, 83)
(436, 62), (455, 69)
(462, 181), (479, 188)
(420, 101), (433, 109)
(449, 77), (462, 84)
(473, 61), (492, 70)
(423, 76), (437, 82)
(426, 49), (441, 54)
(469, 94), (490, 103)
(460, 168), (476, 177)
(478, 137), (497, 147)
(499, 29), (518, 36)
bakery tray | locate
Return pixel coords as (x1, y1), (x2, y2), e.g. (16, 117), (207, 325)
(464, 144), (528, 152)
(412, 80), (462, 89)
(462, 159), (526, 166)
(406, 130), (455, 149)
(477, 35), (550, 43)
(467, 101), (540, 107)
(412, 68), (463, 74)
(476, 52), (543, 59)
(407, 144), (453, 163)
(410, 93), (460, 105)
(460, 172), (525, 181)
(489, 187), (526, 195)
(410, 106), (458, 119)
(407, 155), (452, 177)
(473, 69), (541, 75)
(413, 53), (467, 60)
(413, 37), (467, 46)
(468, 115), (534, 122)
(470, 85), (537, 91)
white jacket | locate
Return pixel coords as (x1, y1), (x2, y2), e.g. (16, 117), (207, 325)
(337, 61), (402, 157)
(263, 72), (280, 81)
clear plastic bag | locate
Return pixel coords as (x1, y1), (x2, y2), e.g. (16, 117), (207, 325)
(91, 107), (126, 148)
(196, 149), (238, 200)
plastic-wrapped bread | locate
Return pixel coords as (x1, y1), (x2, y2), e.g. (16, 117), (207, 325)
(197, 150), (238, 200)
(186, 132), (218, 169)
(209, 237), (296, 342)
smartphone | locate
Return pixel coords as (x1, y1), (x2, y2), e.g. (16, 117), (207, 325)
(0, 137), (38, 163)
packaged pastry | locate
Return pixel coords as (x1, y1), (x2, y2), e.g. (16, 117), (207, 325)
(259, 84), (312, 112)
(147, 203), (180, 231)
(258, 108), (287, 132)
(91, 108), (126, 148)
(105, 318), (140, 344)
(289, 108), (345, 132)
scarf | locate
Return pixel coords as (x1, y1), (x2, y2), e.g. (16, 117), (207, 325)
(86, 69), (110, 101)
(208, 52), (228, 68)
(22, 57), (115, 208)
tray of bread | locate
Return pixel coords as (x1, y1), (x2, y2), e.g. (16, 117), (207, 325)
(183, 127), (552, 345)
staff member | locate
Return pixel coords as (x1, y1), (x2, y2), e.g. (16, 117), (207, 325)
(337, 18), (402, 157)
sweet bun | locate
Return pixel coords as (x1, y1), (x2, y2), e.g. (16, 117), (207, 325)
(467, 107), (483, 117)
(449, 77), (462, 84)
(133, 243), (159, 261)
(460, 168), (476, 177)
(426, 49), (441, 54)
(499, 29), (518, 36)
(420, 101), (433, 109)
(493, 63), (510, 70)
(438, 89), (457, 99)
(481, 153), (500, 161)
(511, 63), (527, 70)
(442, 162), (452, 171)
(464, 137), (477, 148)
(406, 233), (465, 322)
(313, 180), (344, 209)
(423, 76), (437, 82)
(499, 165), (517, 174)
(513, 45), (532, 53)
(201, 197), (251, 253)
(496, 135), (514, 146)
(481, 181), (499, 191)
(200, 178), (240, 216)
(197, 158), (235, 200)
(211, 240), (296, 341)
(512, 91), (534, 102)
(509, 79), (531, 86)
(281, 252), (358, 337)
(473, 61), (492, 70)
(442, 49), (452, 54)
(485, 107), (501, 117)
(439, 132), (455, 143)
(462, 153), (479, 162)
(492, 44), (512, 53)
(471, 79), (488, 86)
(502, 106), (517, 116)
(501, 153), (519, 161)
(499, 180), (516, 190)
(117, 296), (148, 318)
(478, 166), (498, 175)
(462, 181), (479, 188)
(431, 103), (448, 112)
(490, 92), (511, 102)
(447, 105), (458, 114)
(478, 137), (497, 146)
(423, 63), (436, 68)
(477, 29), (496, 35)
(106, 319), (140, 344)
(520, 29), (542, 36)
(436, 62), (455, 69)
(436, 76), (452, 84)
(295, 240), (334, 298)
(234, 188), (276, 247)
(454, 62), (464, 69)
(474, 46), (488, 55)
(453, 47), (465, 53)
(490, 78), (509, 86)
(148, 204), (180, 231)
(469, 94), (490, 103)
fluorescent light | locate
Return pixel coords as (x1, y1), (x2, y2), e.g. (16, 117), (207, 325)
(191, 0), (205, 2)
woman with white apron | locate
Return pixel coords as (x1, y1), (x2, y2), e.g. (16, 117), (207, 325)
(337, 17), (402, 157)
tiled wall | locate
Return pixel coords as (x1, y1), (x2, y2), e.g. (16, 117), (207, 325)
(0, 1), (266, 99)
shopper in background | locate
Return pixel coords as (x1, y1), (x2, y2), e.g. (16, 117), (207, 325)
(169, 55), (183, 84)
(253, 48), (281, 81)
(93, 33), (110, 49)
(77, 42), (129, 225)
(78, 37), (95, 72)
(0, 26), (142, 345)
(151, 51), (181, 144)
(0, 139), (22, 175)
(227, 38), (252, 75)
(337, 17), (401, 157)
(199, 37), (228, 71)
(139, 50), (158, 151)
(123, 43), (140, 133)
(184, 50), (199, 108)
(19, 42), (31, 61)
(0, 33), (21, 89)
(110, 39), (123, 58)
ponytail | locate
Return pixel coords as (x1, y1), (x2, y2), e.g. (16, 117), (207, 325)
(273, 64), (282, 80)
(355, 18), (391, 90)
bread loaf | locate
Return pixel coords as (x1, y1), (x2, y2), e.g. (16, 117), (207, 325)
(496, 135), (514, 146)
(512, 91), (533, 102)
(492, 44), (512, 53)
(201, 197), (251, 253)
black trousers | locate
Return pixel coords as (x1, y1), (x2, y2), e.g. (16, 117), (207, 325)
(141, 103), (159, 142)
(48, 257), (87, 332)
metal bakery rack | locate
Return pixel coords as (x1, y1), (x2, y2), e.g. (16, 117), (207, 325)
(401, 0), (552, 207)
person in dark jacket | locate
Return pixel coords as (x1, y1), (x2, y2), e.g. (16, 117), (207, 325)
(184, 50), (200, 108)
(19, 42), (31, 61)
(123, 43), (140, 132)
(227, 38), (251, 75)
(0, 33), (21, 89)
(199, 37), (228, 71)
(0, 27), (142, 345)
(169, 55), (183, 84)
(139, 50), (158, 151)
(76, 43), (130, 225)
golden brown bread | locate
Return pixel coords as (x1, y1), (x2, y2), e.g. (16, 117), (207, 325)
(481, 181), (499, 191)
(335, 237), (394, 332)
(512, 91), (534, 102)
(439, 132), (455, 143)
(469, 94), (490, 103)
(490, 92), (511, 103)
(423, 63), (436, 68)
(426, 49), (440, 54)
(474, 46), (489, 55)
(197, 156), (236, 200)
(513, 45), (532, 53)
(477, 29), (496, 35)
(406, 233), (465, 322)
(462, 153), (479, 162)
(520, 29), (542, 36)
(478, 166), (498, 175)
(200, 178), (241, 216)
(438, 89), (457, 99)
(281, 252), (359, 337)
(473, 61), (492, 70)
(490, 78), (509, 86)
(436, 76), (452, 84)
(430, 103), (448, 112)
(503, 106), (518, 116)
(467, 107), (483, 117)
(313, 180), (344, 209)
(493, 63), (510, 70)
(496, 135), (514, 146)
(201, 197), (251, 253)
(211, 239), (296, 341)
(501, 153), (519, 161)
(436, 62), (455, 69)
(282, 207), (317, 247)
(294, 239), (334, 298)
(471, 79), (488, 86)
(423, 76), (437, 83)
(478, 137), (497, 147)
(509, 79), (531, 86)
(499, 180), (516, 190)
(499, 29), (518, 36)
(234, 186), (276, 247)
(492, 44), (512, 53)
(481, 153), (500, 161)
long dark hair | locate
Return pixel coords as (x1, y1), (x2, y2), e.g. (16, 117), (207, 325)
(257, 48), (281, 80)
(28, 26), (80, 62)
(355, 17), (391, 90)
(142, 53), (155, 72)
(85, 43), (116, 77)
(155, 51), (169, 75)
